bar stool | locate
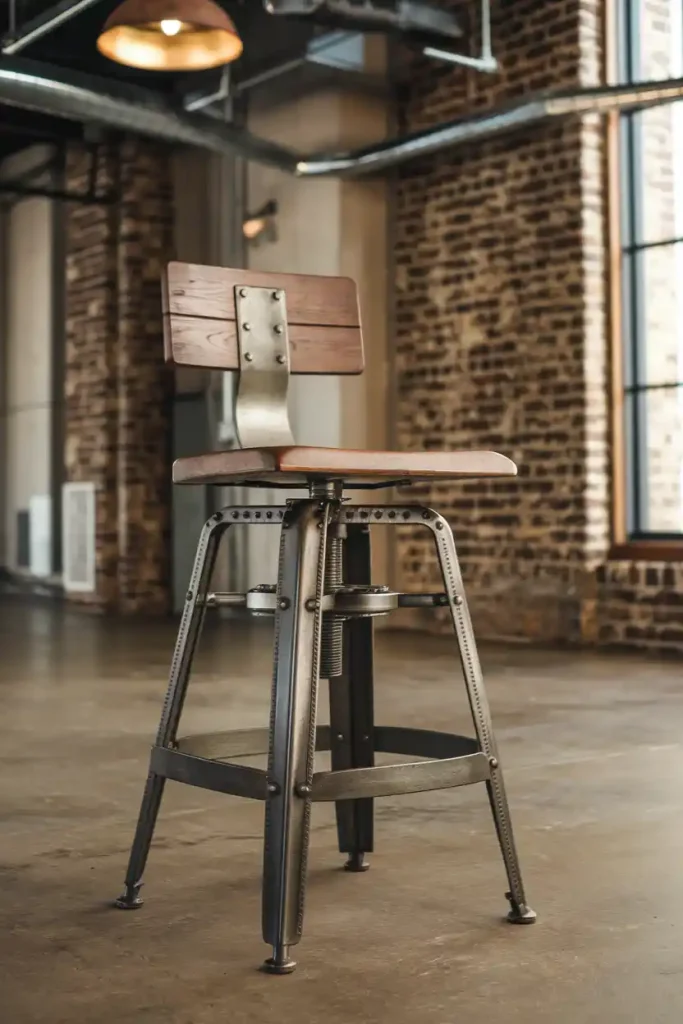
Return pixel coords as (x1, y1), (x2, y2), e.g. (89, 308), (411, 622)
(114, 262), (535, 973)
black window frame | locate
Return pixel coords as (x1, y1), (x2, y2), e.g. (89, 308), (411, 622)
(617, 0), (683, 542)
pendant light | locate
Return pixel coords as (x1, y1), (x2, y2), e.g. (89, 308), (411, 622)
(97, 0), (243, 71)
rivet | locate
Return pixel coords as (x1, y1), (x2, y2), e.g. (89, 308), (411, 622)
(231, 511), (239, 519)
(435, 520), (444, 531)
(186, 590), (193, 601)
(402, 511), (411, 520)
(336, 733), (344, 741)
(242, 511), (250, 519)
(388, 511), (396, 519)
(296, 783), (312, 797)
(345, 510), (354, 518)
(213, 512), (223, 522)
(489, 756), (498, 770)
(242, 322), (251, 331)
(274, 324), (284, 335)
(239, 287), (248, 297)
(266, 511), (273, 519)
(272, 290), (281, 300)
(362, 734), (370, 742)
(360, 510), (369, 519)
(244, 352), (253, 363)
(422, 511), (431, 520)
(255, 511), (262, 519)
(267, 781), (280, 795)
(276, 354), (286, 364)
(305, 598), (320, 612)
(374, 511), (382, 519)
(453, 594), (463, 606)
(279, 597), (291, 610)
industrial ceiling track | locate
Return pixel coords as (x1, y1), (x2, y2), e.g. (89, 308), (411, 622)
(1, 56), (683, 177)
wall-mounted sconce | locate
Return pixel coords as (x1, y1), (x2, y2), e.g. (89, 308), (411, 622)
(242, 200), (278, 245)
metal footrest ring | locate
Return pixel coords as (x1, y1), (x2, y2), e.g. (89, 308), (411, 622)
(154, 726), (486, 803)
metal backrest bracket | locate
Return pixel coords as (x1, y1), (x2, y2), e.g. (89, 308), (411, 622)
(234, 285), (295, 449)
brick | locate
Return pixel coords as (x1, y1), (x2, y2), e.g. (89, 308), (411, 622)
(64, 139), (173, 616)
(393, 0), (683, 652)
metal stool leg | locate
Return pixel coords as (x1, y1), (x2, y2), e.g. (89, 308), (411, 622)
(115, 514), (225, 909)
(262, 499), (330, 974)
(430, 512), (536, 925)
(329, 522), (374, 872)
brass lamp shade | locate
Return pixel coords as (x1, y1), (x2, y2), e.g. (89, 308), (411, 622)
(97, 0), (243, 71)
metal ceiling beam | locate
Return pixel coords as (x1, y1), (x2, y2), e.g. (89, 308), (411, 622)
(2, 57), (683, 177)
(2, 0), (106, 55)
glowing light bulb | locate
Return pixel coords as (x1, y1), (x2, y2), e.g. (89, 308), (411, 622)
(160, 19), (182, 36)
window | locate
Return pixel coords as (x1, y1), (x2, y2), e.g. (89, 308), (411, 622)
(617, 0), (683, 541)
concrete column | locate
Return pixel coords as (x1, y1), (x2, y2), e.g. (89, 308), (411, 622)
(0, 147), (55, 578)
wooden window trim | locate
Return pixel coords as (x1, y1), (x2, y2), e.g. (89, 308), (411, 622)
(609, 541), (683, 561)
(604, 0), (683, 562)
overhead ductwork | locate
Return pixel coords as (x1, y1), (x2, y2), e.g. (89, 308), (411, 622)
(264, 0), (463, 43)
(0, 57), (300, 171)
(2, 56), (683, 178)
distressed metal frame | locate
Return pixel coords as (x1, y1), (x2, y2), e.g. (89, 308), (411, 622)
(115, 499), (535, 973)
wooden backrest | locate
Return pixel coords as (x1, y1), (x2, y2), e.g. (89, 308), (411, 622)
(162, 262), (364, 375)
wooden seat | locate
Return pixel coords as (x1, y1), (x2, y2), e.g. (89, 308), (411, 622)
(173, 446), (517, 486)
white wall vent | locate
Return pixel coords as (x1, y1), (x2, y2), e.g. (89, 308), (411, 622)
(62, 482), (96, 593)
(29, 495), (52, 578)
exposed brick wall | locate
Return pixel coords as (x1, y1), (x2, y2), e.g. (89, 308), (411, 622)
(116, 138), (174, 614)
(394, 0), (607, 644)
(65, 145), (119, 610)
(65, 138), (173, 615)
(393, 0), (683, 653)
(596, 561), (683, 649)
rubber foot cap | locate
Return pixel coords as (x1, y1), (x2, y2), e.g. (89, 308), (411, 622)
(344, 853), (370, 873)
(114, 889), (144, 910)
(506, 904), (537, 925)
(262, 957), (296, 975)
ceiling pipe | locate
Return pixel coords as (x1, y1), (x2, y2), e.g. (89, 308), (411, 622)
(297, 78), (683, 175)
(2, 57), (683, 177)
(0, 58), (300, 171)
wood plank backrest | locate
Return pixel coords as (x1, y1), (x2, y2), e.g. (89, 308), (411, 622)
(162, 262), (364, 375)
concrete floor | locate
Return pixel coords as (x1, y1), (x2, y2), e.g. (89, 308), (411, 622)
(1, 600), (683, 1023)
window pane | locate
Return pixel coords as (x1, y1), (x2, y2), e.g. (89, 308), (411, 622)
(626, 385), (683, 535)
(623, 243), (683, 387)
(630, 103), (683, 246)
(637, 0), (683, 83)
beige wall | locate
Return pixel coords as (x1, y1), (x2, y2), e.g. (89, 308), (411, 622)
(170, 147), (246, 604)
(245, 62), (391, 588)
(0, 146), (54, 573)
